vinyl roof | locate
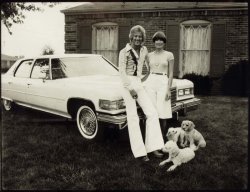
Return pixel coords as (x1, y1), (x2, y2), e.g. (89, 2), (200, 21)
(20, 54), (102, 60)
(61, 2), (248, 14)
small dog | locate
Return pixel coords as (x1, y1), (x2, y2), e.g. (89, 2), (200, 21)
(166, 127), (185, 146)
(159, 140), (195, 172)
(181, 120), (206, 151)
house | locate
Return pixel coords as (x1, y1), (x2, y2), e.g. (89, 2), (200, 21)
(1, 54), (19, 72)
(61, 2), (248, 95)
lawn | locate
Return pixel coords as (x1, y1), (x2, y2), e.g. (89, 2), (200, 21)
(1, 96), (248, 190)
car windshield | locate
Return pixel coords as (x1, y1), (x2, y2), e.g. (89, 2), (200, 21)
(51, 56), (119, 79)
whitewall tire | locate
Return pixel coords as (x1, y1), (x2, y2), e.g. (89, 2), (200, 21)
(76, 105), (101, 140)
(2, 99), (13, 111)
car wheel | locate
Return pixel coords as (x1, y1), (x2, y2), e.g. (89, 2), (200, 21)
(2, 99), (14, 111)
(76, 105), (102, 141)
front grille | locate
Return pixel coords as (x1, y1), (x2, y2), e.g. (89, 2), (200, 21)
(171, 87), (177, 106)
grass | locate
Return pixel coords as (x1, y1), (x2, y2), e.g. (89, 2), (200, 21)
(1, 96), (248, 190)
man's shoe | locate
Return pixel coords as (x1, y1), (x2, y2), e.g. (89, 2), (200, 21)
(153, 150), (164, 158)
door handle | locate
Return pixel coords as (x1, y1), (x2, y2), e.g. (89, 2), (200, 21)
(27, 83), (32, 86)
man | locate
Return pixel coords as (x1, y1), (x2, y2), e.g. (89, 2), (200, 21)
(119, 25), (164, 161)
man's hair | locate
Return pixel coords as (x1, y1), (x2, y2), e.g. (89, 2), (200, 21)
(129, 25), (146, 44)
(152, 31), (167, 43)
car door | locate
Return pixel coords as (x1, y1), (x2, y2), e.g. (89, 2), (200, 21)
(26, 58), (58, 110)
(8, 59), (34, 103)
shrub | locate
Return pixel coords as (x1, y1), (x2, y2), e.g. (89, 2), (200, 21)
(221, 60), (248, 97)
(182, 73), (213, 95)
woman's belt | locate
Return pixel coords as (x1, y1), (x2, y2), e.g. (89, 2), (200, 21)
(151, 72), (168, 76)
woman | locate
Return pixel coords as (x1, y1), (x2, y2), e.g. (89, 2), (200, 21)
(144, 31), (174, 141)
(119, 25), (164, 161)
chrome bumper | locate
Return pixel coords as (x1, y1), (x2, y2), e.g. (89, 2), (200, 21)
(97, 112), (127, 125)
(96, 97), (201, 128)
(172, 97), (201, 113)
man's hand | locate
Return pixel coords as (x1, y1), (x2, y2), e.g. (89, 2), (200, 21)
(129, 89), (138, 99)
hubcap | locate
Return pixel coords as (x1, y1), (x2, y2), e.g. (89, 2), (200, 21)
(78, 107), (97, 136)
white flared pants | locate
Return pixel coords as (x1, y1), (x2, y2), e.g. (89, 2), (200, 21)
(121, 76), (164, 158)
(144, 74), (172, 119)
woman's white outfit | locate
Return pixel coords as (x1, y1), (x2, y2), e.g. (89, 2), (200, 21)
(119, 43), (164, 158)
(144, 50), (174, 119)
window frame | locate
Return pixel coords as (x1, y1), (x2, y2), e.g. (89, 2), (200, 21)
(179, 20), (212, 77)
(92, 22), (119, 65)
(30, 58), (51, 79)
(14, 59), (34, 78)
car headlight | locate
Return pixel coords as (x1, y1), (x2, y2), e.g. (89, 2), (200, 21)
(178, 88), (193, 96)
(184, 88), (190, 95)
(99, 99), (126, 110)
(178, 89), (184, 96)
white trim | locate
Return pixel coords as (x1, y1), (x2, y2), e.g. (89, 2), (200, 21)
(15, 101), (72, 119)
(62, 7), (248, 15)
(181, 20), (211, 25)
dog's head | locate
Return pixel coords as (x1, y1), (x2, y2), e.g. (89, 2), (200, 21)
(166, 127), (177, 138)
(181, 120), (195, 132)
(162, 140), (179, 157)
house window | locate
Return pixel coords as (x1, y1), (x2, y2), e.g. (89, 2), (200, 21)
(179, 20), (211, 78)
(92, 22), (118, 65)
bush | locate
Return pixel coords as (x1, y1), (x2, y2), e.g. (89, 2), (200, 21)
(182, 73), (213, 95)
(221, 60), (248, 97)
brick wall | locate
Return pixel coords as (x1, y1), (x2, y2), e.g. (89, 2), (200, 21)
(64, 9), (248, 72)
(64, 9), (248, 95)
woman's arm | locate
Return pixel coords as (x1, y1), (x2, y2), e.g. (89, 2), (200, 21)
(165, 58), (174, 101)
(168, 59), (174, 89)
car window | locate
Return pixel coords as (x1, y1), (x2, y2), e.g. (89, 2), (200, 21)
(31, 59), (50, 79)
(51, 58), (67, 79)
(51, 56), (119, 79)
(14, 60), (34, 78)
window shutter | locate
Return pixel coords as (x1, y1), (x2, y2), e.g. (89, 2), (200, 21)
(78, 25), (92, 53)
(118, 24), (131, 52)
(166, 22), (180, 77)
(210, 22), (226, 77)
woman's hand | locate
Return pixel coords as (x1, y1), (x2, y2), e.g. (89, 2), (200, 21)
(165, 88), (171, 101)
(141, 73), (149, 82)
(129, 89), (138, 99)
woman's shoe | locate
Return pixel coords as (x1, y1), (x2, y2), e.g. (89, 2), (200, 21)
(152, 150), (164, 158)
(139, 155), (150, 162)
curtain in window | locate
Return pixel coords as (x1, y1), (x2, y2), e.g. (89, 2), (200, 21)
(180, 24), (211, 77)
(95, 25), (118, 65)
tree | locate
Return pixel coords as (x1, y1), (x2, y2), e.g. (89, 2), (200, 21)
(1, 2), (58, 35)
(42, 45), (55, 55)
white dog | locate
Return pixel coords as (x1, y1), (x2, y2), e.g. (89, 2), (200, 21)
(181, 120), (206, 151)
(159, 140), (195, 172)
(166, 127), (185, 146)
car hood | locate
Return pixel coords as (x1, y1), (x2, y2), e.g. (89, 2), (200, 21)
(60, 75), (122, 86)
(172, 78), (194, 88)
(57, 75), (124, 99)
(58, 76), (194, 90)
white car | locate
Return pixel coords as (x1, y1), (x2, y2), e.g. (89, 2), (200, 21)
(1, 54), (200, 141)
